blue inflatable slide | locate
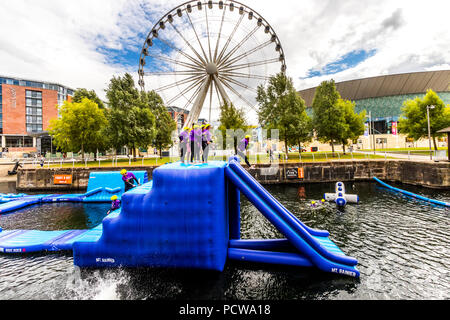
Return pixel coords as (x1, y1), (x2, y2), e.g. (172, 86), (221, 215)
(0, 159), (359, 278)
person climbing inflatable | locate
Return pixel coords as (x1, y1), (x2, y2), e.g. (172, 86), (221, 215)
(179, 127), (190, 164)
(237, 135), (254, 168)
(202, 124), (213, 163)
(120, 169), (140, 192)
(106, 195), (121, 215)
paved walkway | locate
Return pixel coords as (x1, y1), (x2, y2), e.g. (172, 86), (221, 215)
(353, 150), (444, 162)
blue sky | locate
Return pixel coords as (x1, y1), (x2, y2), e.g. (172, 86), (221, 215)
(304, 49), (377, 79)
(0, 0), (449, 102)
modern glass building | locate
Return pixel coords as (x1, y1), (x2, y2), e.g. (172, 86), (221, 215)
(298, 70), (450, 149)
(0, 75), (74, 156)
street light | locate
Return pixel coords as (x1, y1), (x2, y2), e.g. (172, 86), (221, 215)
(427, 105), (435, 160)
(366, 111), (376, 154)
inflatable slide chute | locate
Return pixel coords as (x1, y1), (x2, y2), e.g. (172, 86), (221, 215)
(225, 159), (360, 278)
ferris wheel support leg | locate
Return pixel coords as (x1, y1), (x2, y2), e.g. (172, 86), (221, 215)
(213, 75), (231, 106)
(185, 77), (212, 128)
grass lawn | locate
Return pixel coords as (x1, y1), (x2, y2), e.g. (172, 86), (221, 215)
(37, 151), (391, 169)
(360, 147), (448, 156)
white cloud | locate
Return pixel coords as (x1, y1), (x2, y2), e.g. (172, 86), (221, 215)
(0, 0), (449, 123)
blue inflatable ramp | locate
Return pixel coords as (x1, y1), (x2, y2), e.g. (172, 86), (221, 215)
(0, 197), (43, 214)
(0, 210), (120, 253)
(73, 162), (229, 271)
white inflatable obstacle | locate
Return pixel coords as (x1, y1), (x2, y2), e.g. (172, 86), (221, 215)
(324, 182), (359, 207)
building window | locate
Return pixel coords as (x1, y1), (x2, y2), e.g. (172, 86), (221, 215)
(5, 136), (33, 148)
(25, 90), (43, 133)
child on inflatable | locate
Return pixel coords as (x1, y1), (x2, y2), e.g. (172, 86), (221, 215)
(107, 195), (121, 215)
(120, 169), (140, 192)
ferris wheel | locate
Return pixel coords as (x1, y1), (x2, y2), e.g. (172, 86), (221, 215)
(138, 0), (286, 127)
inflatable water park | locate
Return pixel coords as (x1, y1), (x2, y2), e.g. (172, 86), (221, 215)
(0, 157), (360, 278)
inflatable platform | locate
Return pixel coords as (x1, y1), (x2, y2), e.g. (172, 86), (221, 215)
(0, 171), (148, 214)
(324, 182), (359, 207)
(0, 160), (359, 278)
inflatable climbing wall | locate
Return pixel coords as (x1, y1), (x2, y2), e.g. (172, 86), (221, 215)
(73, 162), (229, 271)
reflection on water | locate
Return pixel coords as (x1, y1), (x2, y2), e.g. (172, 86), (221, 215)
(0, 181), (449, 300)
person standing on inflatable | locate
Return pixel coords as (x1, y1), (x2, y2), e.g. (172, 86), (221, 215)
(189, 124), (195, 163)
(120, 169), (140, 192)
(202, 124), (213, 163)
(179, 127), (190, 163)
(190, 125), (202, 163)
(107, 195), (121, 215)
(237, 135), (254, 168)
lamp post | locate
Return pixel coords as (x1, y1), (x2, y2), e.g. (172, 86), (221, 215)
(366, 111), (376, 154)
(427, 105), (435, 160)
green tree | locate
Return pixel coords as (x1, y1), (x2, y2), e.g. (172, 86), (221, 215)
(398, 89), (450, 150)
(338, 98), (366, 154)
(104, 73), (156, 159)
(146, 90), (177, 158)
(257, 72), (312, 156)
(72, 88), (105, 109)
(218, 100), (249, 153)
(311, 79), (347, 155)
(48, 98), (107, 160)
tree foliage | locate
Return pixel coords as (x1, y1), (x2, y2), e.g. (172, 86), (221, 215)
(48, 98), (107, 159)
(104, 73), (156, 158)
(217, 100), (249, 153)
(398, 89), (450, 150)
(337, 98), (366, 153)
(72, 88), (105, 109)
(146, 90), (177, 158)
(257, 72), (312, 155)
(311, 79), (347, 154)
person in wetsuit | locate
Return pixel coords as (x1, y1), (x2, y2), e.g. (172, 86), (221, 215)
(106, 195), (121, 215)
(179, 127), (190, 163)
(190, 125), (202, 163)
(120, 169), (140, 192)
(202, 124), (213, 163)
(237, 135), (254, 168)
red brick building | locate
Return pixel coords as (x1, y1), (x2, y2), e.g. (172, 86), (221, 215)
(0, 76), (73, 156)
(166, 106), (189, 130)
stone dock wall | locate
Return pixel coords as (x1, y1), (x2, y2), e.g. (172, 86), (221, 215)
(16, 159), (450, 191)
